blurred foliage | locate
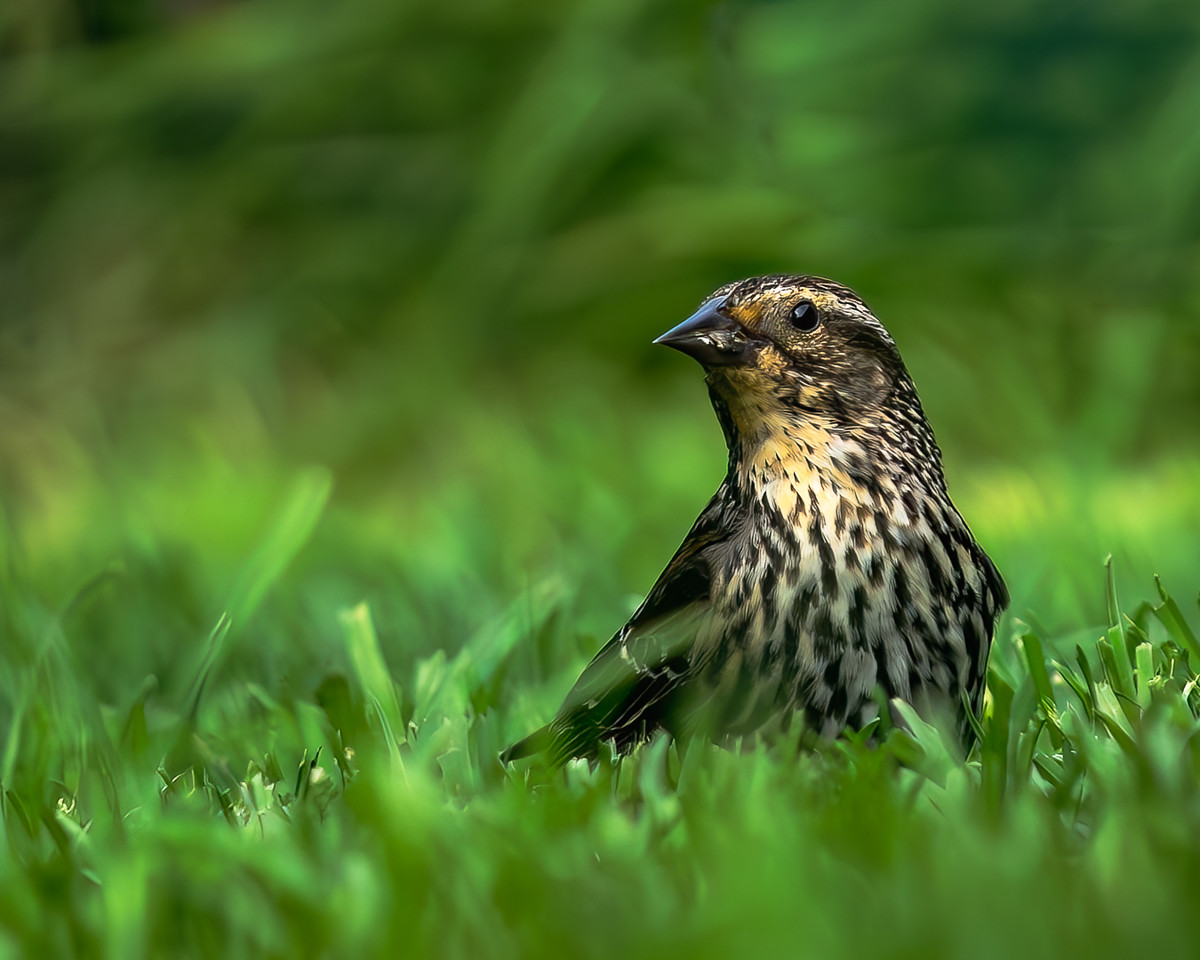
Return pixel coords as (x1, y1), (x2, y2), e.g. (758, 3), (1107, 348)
(4, 490), (1200, 958)
(2, 0), (1199, 623)
(2, 1), (1200, 956)
(4, 0), (1200, 459)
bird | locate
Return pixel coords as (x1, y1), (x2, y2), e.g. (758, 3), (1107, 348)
(501, 274), (1007, 765)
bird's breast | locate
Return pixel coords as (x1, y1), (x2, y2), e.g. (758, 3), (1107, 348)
(699, 428), (984, 725)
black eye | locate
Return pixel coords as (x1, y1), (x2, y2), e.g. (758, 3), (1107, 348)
(789, 300), (821, 332)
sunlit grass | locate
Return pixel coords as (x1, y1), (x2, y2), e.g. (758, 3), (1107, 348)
(3, 418), (1200, 957)
(5, 1), (1200, 956)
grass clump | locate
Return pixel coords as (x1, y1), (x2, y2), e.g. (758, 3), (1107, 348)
(3, 470), (1199, 960)
(3, 2), (1200, 956)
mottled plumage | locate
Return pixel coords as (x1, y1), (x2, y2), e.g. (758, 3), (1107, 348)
(503, 275), (1007, 765)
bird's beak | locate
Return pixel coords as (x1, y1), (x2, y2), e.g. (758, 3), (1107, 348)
(653, 297), (755, 366)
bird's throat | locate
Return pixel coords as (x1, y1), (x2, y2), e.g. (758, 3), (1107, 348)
(739, 419), (882, 526)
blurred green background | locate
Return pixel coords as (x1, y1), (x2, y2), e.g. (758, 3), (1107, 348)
(0, 0), (1198, 729)
(5, 0), (1200, 708)
(5, 0), (1199, 665)
(4, 1), (1200, 957)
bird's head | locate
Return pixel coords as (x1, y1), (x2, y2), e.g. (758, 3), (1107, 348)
(655, 275), (911, 444)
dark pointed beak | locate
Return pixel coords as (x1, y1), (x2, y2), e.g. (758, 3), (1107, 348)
(653, 297), (756, 366)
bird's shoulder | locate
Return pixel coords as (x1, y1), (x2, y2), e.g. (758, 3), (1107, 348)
(567, 483), (736, 694)
(630, 483), (736, 627)
(507, 487), (738, 764)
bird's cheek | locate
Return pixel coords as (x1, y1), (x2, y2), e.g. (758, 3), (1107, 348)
(834, 365), (893, 412)
(706, 364), (764, 396)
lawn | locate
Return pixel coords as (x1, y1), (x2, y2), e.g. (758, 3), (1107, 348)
(3, 1), (1200, 958)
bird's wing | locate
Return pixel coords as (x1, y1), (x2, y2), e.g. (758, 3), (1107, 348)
(501, 491), (732, 765)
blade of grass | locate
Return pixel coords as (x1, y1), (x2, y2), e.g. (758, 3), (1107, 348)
(183, 467), (332, 720)
(1151, 576), (1200, 663)
(1134, 643), (1155, 710)
(1020, 633), (1056, 711)
(224, 466), (333, 626)
(339, 602), (405, 774)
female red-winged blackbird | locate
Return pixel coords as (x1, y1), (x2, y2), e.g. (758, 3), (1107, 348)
(503, 275), (1007, 765)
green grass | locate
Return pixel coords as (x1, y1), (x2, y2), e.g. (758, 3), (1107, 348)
(3, 438), (1200, 959)
(5, 1), (1200, 956)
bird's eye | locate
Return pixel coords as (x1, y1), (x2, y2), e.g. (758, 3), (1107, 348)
(789, 300), (821, 332)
